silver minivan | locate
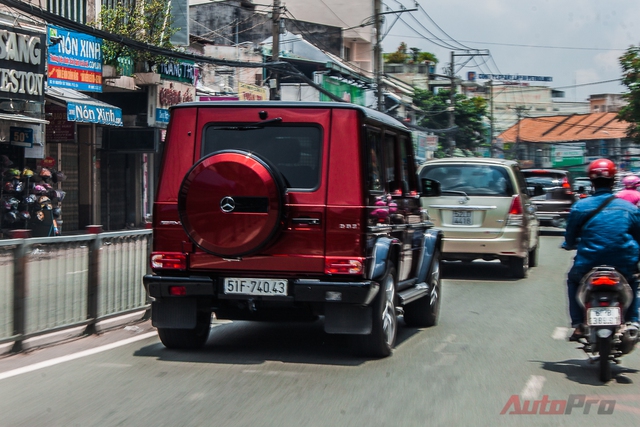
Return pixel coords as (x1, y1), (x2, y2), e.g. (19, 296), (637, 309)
(418, 158), (539, 278)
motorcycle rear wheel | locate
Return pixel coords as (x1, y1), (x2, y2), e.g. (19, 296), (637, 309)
(597, 336), (612, 382)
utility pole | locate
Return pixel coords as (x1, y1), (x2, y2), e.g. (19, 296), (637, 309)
(270, 0), (281, 100)
(447, 50), (455, 154)
(374, 0), (383, 111)
(446, 49), (490, 156)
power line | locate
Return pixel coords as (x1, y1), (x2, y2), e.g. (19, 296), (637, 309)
(386, 33), (629, 52)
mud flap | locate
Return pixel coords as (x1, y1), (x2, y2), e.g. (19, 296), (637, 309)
(324, 304), (372, 334)
(151, 298), (197, 329)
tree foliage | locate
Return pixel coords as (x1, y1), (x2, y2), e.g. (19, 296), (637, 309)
(618, 45), (640, 143)
(413, 88), (488, 152)
(383, 43), (438, 65)
(91, 0), (177, 69)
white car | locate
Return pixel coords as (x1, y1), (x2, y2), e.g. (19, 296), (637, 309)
(418, 157), (540, 277)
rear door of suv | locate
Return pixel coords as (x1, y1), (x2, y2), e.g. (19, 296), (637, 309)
(186, 106), (331, 274)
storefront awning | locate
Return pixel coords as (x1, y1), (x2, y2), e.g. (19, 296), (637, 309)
(45, 87), (123, 127)
(0, 113), (49, 125)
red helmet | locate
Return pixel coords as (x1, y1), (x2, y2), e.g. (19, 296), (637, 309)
(587, 158), (616, 180)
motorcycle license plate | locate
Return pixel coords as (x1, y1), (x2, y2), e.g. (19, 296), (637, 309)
(587, 307), (621, 326)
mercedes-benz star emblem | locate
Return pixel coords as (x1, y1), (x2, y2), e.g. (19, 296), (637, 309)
(220, 196), (236, 213)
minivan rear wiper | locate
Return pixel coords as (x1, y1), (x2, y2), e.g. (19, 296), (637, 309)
(215, 117), (283, 131)
(442, 190), (470, 200)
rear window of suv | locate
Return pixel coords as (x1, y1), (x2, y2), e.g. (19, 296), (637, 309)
(203, 125), (322, 190)
(420, 164), (514, 196)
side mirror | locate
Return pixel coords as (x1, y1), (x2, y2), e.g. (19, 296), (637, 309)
(420, 178), (441, 197)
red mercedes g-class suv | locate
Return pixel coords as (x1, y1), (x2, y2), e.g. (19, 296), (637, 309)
(144, 101), (442, 357)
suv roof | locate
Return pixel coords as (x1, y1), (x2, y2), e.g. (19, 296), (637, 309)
(171, 101), (410, 132)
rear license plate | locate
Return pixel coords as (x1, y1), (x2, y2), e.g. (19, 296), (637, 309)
(452, 210), (472, 225)
(587, 307), (621, 326)
(223, 278), (288, 296)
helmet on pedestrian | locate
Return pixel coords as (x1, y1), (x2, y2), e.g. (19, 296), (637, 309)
(622, 174), (640, 189)
(587, 158), (616, 187)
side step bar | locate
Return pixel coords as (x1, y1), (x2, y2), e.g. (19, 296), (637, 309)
(397, 282), (429, 305)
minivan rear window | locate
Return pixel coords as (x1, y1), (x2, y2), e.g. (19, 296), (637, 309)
(203, 125), (322, 189)
(420, 164), (514, 196)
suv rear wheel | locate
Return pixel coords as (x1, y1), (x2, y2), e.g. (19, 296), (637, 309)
(357, 264), (398, 358)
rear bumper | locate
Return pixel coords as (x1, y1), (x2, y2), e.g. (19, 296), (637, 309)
(440, 228), (528, 259)
(143, 274), (380, 305)
(534, 210), (570, 221)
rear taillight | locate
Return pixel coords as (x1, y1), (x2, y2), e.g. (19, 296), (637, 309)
(506, 194), (523, 226)
(592, 276), (619, 286)
(561, 177), (571, 188)
(324, 257), (365, 275)
(150, 252), (187, 270)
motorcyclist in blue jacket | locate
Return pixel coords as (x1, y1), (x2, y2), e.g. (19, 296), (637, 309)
(563, 158), (640, 340)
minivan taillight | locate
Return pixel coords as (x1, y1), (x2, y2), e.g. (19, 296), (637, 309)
(506, 195), (523, 226)
(325, 257), (365, 275)
(150, 252), (187, 270)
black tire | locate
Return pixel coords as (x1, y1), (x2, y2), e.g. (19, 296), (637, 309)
(528, 245), (538, 268)
(404, 250), (441, 327)
(598, 335), (612, 382)
(509, 254), (528, 278)
(358, 264), (398, 358)
(157, 312), (212, 349)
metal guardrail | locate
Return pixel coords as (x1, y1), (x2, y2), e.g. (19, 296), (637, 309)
(0, 229), (152, 353)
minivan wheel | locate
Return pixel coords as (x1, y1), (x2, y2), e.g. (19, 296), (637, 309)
(404, 250), (441, 327)
(509, 254), (528, 279)
(157, 312), (212, 349)
(358, 264), (398, 358)
(528, 245), (538, 268)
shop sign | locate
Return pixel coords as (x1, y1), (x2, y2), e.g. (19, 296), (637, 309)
(0, 24), (46, 102)
(238, 82), (268, 101)
(158, 61), (195, 84)
(155, 80), (195, 124)
(318, 75), (365, 106)
(47, 25), (103, 92)
(9, 126), (33, 147)
(67, 102), (123, 126)
(42, 156), (56, 167)
(551, 143), (585, 168)
(45, 104), (75, 141)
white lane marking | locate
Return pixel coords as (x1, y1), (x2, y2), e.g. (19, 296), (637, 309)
(0, 331), (157, 381)
(521, 375), (546, 400)
(552, 327), (571, 340)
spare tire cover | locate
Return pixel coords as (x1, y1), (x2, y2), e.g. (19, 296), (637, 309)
(178, 150), (285, 257)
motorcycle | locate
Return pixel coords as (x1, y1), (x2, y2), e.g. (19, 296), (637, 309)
(575, 266), (639, 382)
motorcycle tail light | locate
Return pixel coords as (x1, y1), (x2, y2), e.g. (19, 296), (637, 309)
(591, 276), (619, 286)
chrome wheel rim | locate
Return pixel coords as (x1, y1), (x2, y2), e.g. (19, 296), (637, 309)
(430, 258), (440, 308)
(381, 273), (396, 346)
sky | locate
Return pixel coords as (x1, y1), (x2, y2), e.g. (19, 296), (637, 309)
(382, 0), (640, 102)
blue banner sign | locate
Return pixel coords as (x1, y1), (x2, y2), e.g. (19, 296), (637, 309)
(47, 25), (103, 92)
(10, 126), (34, 147)
(478, 74), (552, 82)
(67, 102), (123, 126)
(156, 108), (170, 124)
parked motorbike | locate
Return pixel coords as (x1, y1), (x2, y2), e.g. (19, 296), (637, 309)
(575, 266), (639, 382)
